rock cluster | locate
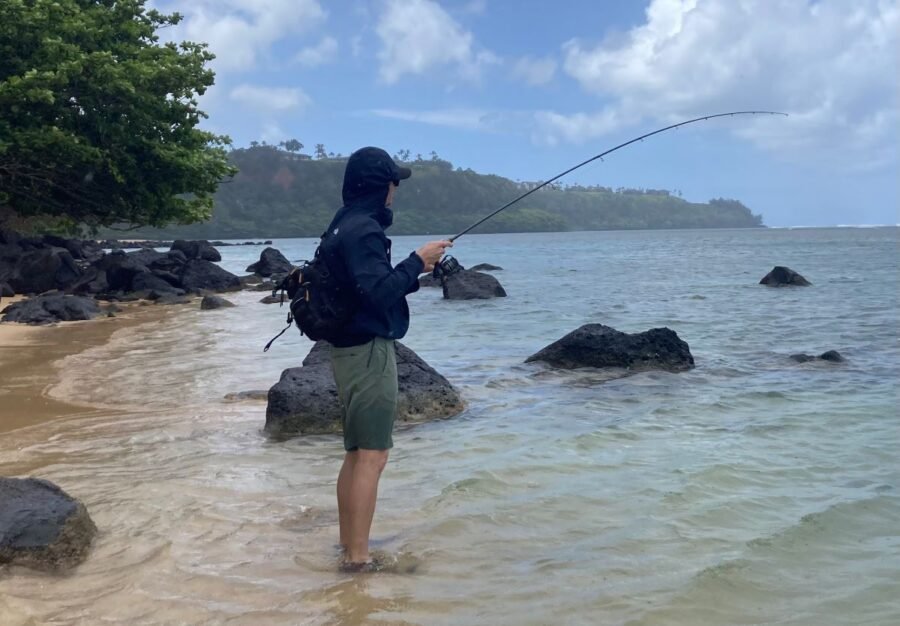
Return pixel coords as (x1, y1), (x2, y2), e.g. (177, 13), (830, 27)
(1, 230), (246, 322)
(0, 230), (240, 300)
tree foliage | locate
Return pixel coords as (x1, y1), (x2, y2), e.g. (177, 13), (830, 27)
(0, 0), (235, 231)
(117, 145), (764, 239)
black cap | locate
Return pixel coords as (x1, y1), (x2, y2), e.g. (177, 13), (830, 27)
(342, 147), (411, 201)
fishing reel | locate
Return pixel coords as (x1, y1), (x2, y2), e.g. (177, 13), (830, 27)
(433, 254), (462, 280)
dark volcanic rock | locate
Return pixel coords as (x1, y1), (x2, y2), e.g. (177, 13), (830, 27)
(179, 259), (241, 293)
(470, 263), (503, 271)
(526, 324), (695, 372)
(94, 251), (151, 292)
(171, 239), (221, 262)
(200, 295), (235, 310)
(418, 274), (441, 288)
(70, 267), (109, 295)
(6, 247), (83, 294)
(259, 295), (282, 304)
(148, 250), (188, 273)
(131, 272), (184, 295)
(0, 282), (12, 297)
(790, 350), (845, 363)
(127, 248), (168, 267)
(246, 247), (293, 277)
(760, 266), (811, 286)
(0, 478), (97, 571)
(1, 294), (102, 324)
(442, 269), (507, 300)
(265, 341), (465, 438)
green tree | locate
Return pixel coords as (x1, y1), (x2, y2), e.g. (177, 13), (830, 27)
(0, 0), (234, 231)
(280, 139), (303, 153)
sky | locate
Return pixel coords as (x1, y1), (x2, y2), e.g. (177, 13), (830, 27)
(153, 0), (899, 227)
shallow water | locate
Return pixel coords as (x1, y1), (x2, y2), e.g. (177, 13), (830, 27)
(1, 227), (898, 625)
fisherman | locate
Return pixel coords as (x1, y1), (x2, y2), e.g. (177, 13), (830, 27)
(322, 146), (451, 572)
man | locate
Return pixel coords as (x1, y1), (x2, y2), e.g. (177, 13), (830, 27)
(321, 146), (450, 572)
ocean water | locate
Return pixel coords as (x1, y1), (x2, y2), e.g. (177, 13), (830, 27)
(1, 227), (898, 625)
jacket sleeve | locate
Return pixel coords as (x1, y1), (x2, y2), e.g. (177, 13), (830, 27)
(342, 230), (424, 311)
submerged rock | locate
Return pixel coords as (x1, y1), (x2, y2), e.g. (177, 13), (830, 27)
(526, 324), (695, 372)
(224, 390), (268, 402)
(265, 341), (464, 438)
(470, 263), (503, 271)
(0, 478), (97, 571)
(442, 269), (507, 300)
(790, 350), (845, 363)
(1, 294), (102, 325)
(200, 295), (235, 310)
(760, 266), (811, 286)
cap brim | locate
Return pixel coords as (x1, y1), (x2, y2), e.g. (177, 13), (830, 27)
(397, 166), (412, 180)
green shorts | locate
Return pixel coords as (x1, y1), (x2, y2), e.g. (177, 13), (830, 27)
(330, 337), (398, 451)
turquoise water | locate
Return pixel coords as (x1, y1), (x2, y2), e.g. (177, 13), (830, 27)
(1, 227), (898, 625)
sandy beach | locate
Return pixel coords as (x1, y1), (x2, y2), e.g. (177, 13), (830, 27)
(0, 300), (175, 434)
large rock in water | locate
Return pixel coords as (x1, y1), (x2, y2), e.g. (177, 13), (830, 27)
(247, 247), (293, 277)
(526, 324), (695, 372)
(442, 269), (507, 300)
(265, 341), (465, 438)
(0, 478), (97, 571)
(1, 294), (102, 325)
(760, 266), (811, 286)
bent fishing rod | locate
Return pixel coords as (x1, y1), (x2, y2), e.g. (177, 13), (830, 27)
(447, 110), (787, 245)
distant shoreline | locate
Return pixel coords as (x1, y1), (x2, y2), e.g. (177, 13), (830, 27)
(97, 223), (900, 245)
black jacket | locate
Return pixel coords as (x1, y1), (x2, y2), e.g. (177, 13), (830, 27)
(321, 190), (423, 347)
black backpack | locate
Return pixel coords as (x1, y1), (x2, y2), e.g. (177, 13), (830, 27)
(263, 233), (357, 351)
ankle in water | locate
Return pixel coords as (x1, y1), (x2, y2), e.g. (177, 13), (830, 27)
(339, 559), (382, 574)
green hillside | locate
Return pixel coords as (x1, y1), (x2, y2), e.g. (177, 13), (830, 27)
(115, 145), (763, 239)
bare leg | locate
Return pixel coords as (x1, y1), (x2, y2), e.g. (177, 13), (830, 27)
(344, 448), (389, 564)
(337, 451), (357, 551)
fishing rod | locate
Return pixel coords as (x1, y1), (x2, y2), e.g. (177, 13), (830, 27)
(435, 110), (787, 276)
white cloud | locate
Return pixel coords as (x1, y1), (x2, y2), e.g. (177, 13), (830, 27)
(533, 109), (633, 146)
(512, 56), (557, 86)
(230, 84), (312, 112)
(462, 0), (488, 15)
(293, 37), (339, 67)
(167, 0), (326, 72)
(370, 108), (494, 131)
(375, 0), (500, 83)
(548, 0), (899, 168)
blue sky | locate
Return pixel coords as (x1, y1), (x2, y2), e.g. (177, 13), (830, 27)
(156, 0), (898, 227)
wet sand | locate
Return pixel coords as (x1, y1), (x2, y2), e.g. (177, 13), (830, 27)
(0, 301), (177, 435)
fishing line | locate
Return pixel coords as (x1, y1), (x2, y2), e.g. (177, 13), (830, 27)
(448, 111), (788, 244)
